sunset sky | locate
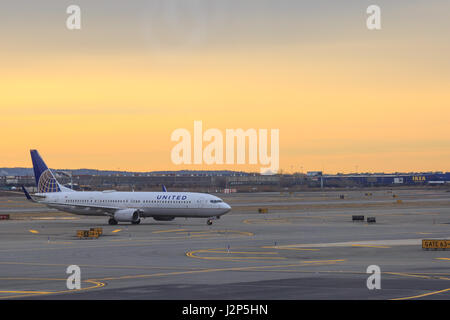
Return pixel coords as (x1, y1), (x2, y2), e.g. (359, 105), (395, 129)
(1, 1), (449, 173)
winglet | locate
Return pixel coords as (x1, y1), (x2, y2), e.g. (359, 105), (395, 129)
(162, 185), (167, 192)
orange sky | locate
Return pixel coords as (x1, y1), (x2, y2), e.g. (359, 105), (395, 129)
(1, 2), (449, 173)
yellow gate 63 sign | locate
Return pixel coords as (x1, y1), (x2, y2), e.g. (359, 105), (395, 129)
(422, 239), (450, 249)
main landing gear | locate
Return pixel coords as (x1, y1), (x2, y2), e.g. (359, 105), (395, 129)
(108, 218), (141, 225)
(207, 219), (213, 226)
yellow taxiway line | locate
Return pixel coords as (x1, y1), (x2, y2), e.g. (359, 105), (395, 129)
(152, 229), (187, 234)
(0, 278), (105, 299)
(262, 246), (320, 251)
(351, 244), (390, 249)
(391, 287), (450, 300)
(387, 272), (450, 300)
(91, 260), (347, 282)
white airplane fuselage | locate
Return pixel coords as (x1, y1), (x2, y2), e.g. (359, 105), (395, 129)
(26, 149), (231, 225)
(37, 191), (231, 220)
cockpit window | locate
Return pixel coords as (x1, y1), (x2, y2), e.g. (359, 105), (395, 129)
(210, 199), (223, 203)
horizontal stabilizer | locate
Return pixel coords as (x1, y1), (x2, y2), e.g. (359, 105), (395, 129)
(22, 186), (33, 201)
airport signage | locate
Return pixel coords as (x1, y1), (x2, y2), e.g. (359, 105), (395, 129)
(422, 239), (450, 250)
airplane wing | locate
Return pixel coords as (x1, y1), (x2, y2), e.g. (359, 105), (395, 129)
(21, 186), (121, 213)
(43, 201), (121, 214)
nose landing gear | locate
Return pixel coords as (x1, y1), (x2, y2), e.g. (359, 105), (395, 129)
(206, 216), (220, 226)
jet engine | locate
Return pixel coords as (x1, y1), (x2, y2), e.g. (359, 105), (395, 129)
(114, 209), (140, 223)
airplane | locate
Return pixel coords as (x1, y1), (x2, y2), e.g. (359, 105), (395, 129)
(22, 150), (232, 225)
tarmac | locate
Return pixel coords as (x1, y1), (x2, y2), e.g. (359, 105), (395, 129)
(0, 188), (449, 300)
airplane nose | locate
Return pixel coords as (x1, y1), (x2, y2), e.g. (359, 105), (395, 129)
(222, 203), (231, 213)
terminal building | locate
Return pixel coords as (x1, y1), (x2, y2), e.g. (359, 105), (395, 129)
(1, 171), (450, 192)
(320, 172), (450, 188)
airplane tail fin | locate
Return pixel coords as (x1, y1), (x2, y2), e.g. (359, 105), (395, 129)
(30, 150), (62, 193)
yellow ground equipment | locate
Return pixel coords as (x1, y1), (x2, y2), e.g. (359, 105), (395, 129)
(90, 228), (103, 236)
(76, 228), (103, 239)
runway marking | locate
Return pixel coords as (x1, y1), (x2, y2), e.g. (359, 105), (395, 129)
(186, 249), (286, 261)
(0, 290), (53, 294)
(108, 234), (214, 242)
(387, 272), (450, 300)
(112, 229), (122, 233)
(0, 234), (255, 253)
(48, 241), (73, 244)
(243, 218), (293, 225)
(152, 229), (186, 233)
(186, 245), (325, 261)
(31, 217), (79, 220)
(191, 257), (285, 261)
(150, 229), (254, 238)
(261, 246), (320, 251)
(0, 278), (105, 299)
(28, 230), (39, 234)
(0, 261), (210, 271)
(301, 260), (345, 264)
(204, 250), (279, 255)
(90, 260), (347, 282)
(242, 216), (328, 225)
(108, 230), (253, 242)
(386, 272), (432, 280)
(182, 231), (220, 235)
(351, 244), (390, 249)
(391, 287), (450, 300)
(275, 238), (436, 248)
(8, 255), (450, 300)
(436, 258), (450, 261)
(81, 267), (450, 295)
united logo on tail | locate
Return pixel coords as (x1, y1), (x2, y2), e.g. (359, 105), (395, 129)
(30, 150), (61, 193)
